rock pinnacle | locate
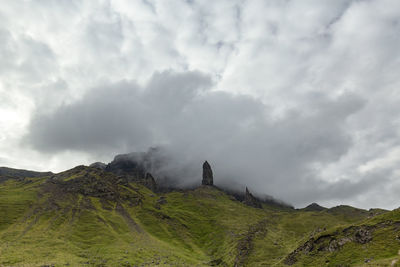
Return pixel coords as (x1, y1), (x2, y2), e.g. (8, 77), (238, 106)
(202, 161), (213, 186)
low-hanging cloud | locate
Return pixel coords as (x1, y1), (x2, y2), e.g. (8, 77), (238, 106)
(2, 0), (400, 209)
(26, 70), (367, 207)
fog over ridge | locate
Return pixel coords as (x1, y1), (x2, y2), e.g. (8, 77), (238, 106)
(1, 0), (400, 209)
(26, 70), (369, 208)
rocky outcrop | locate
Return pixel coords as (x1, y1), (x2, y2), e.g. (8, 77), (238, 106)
(105, 153), (146, 178)
(89, 162), (107, 170)
(104, 152), (159, 191)
(43, 166), (143, 206)
(143, 173), (157, 192)
(202, 161), (213, 186)
(283, 223), (391, 265)
(155, 196), (167, 210)
(244, 187), (262, 209)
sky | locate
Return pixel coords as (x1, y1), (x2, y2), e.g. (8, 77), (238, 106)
(1, 0), (400, 209)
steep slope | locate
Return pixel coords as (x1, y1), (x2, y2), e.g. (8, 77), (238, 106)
(0, 165), (393, 266)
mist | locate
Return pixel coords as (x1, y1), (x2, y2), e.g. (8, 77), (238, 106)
(26, 70), (372, 208)
(2, 0), (400, 209)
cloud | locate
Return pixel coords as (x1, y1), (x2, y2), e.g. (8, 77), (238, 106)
(26, 71), (212, 152)
(25, 70), (367, 207)
(1, 0), (400, 208)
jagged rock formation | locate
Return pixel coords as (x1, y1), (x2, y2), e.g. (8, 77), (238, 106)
(104, 151), (161, 192)
(283, 222), (385, 265)
(202, 161), (213, 186)
(105, 153), (147, 178)
(144, 173), (157, 192)
(244, 187), (262, 209)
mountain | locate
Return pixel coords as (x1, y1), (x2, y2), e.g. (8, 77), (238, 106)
(301, 203), (327, 212)
(0, 166), (52, 183)
(0, 158), (399, 266)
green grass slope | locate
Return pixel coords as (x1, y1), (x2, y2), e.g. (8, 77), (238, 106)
(0, 166), (396, 266)
(283, 208), (400, 267)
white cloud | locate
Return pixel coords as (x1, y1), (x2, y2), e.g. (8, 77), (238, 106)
(1, 0), (400, 209)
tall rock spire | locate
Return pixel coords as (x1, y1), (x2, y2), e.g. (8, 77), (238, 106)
(202, 161), (213, 186)
(244, 187), (262, 208)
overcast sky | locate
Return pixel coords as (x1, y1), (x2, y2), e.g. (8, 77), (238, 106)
(1, 0), (400, 209)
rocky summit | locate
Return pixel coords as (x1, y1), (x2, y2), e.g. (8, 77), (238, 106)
(202, 160), (213, 186)
(0, 154), (399, 266)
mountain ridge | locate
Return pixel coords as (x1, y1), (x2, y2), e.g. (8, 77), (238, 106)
(0, 155), (399, 266)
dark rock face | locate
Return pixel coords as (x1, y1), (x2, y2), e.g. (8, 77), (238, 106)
(244, 187), (262, 209)
(104, 151), (160, 192)
(354, 227), (372, 244)
(105, 153), (146, 178)
(144, 173), (157, 192)
(202, 161), (213, 186)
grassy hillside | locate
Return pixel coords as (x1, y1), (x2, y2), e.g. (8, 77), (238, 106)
(0, 166), (397, 266)
(283, 207), (400, 267)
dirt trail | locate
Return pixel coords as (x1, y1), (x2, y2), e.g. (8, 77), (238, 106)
(115, 202), (143, 233)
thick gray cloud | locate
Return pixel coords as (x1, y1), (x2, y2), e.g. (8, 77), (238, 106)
(26, 70), (366, 207)
(1, 0), (400, 208)
(27, 71), (212, 153)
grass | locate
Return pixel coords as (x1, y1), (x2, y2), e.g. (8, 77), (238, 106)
(0, 167), (398, 266)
